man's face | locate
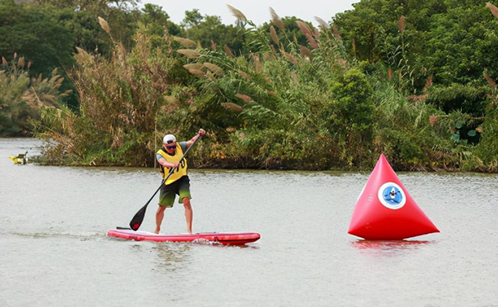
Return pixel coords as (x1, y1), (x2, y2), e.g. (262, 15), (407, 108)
(164, 140), (176, 153)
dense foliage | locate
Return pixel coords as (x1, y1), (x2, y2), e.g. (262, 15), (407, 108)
(0, 54), (69, 135)
(1, 0), (497, 171)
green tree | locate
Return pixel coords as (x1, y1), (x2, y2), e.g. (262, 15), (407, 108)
(140, 3), (181, 37)
(182, 9), (203, 28)
(30, 0), (140, 48)
(334, 0), (498, 89)
(185, 15), (245, 55)
(0, 0), (74, 77)
(0, 55), (70, 136)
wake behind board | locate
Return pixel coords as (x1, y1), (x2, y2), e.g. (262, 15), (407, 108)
(108, 228), (260, 245)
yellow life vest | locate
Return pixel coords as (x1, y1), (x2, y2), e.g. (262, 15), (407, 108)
(157, 145), (188, 185)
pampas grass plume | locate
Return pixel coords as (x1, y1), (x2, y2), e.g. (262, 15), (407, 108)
(270, 26), (279, 45)
(486, 2), (498, 18)
(173, 36), (196, 48)
(98, 17), (111, 34)
(270, 7), (284, 30)
(227, 5), (246, 22)
(398, 15), (406, 33)
(221, 102), (243, 112)
(177, 49), (200, 58)
(235, 93), (253, 103)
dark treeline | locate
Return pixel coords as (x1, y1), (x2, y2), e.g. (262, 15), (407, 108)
(1, 0), (497, 171)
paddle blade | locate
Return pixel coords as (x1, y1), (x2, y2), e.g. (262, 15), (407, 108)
(129, 205), (147, 231)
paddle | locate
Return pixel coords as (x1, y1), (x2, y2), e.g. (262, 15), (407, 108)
(128, 133), (202, 231)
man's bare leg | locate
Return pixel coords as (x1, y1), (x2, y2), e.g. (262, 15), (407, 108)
(183, 198), (193, 234)
(155, 206), (166, 234)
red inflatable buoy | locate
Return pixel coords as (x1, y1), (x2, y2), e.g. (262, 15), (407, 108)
(348, 154), (439, 240)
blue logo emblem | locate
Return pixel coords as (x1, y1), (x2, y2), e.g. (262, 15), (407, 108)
(378, 182), (406, 210)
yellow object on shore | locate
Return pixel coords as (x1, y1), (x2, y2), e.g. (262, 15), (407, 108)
(9, 151), (28, 165)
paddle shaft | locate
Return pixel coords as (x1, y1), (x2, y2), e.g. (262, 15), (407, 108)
(129, 133), (202, 231)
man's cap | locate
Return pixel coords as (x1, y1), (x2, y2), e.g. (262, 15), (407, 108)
(163, 134), (176, 144)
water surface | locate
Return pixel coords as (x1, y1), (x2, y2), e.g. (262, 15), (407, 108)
(1, 138), (497, 306)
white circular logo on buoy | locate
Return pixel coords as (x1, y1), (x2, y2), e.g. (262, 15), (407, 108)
(378, 182), (406, 210)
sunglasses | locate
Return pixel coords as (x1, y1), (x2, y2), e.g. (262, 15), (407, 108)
(166, 144), (176, 150)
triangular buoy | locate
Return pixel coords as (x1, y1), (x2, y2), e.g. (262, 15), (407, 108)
(348, 154), (439, 240)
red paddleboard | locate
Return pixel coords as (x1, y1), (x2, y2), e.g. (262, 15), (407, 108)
(348, 154), (439, 240)
(108, 228), (260, 245)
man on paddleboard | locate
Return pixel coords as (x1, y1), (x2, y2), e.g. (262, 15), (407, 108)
(155, 128), (205, 234)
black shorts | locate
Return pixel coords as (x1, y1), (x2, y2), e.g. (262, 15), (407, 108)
(158, 176), (191, 207)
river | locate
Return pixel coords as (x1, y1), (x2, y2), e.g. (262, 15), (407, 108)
(0, 138), (497, 306)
